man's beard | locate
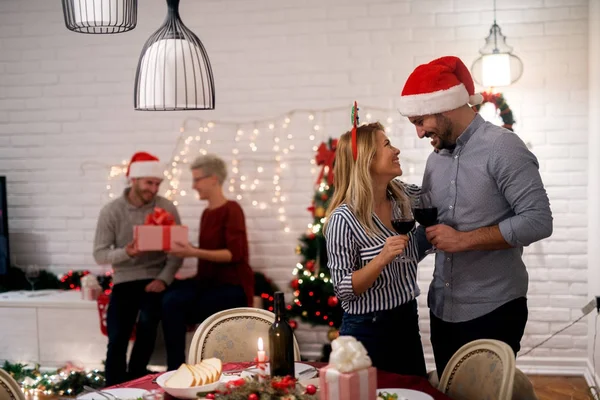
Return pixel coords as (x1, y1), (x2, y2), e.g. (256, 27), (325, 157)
(434, 115), (455, 151)
(133, 185), (154, 204)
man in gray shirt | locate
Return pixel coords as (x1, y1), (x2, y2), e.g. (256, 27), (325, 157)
(93, 151), (183, 385)
(398, 56), (553, 376)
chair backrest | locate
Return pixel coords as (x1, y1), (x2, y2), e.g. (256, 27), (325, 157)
(188, 307), (301, 364)
(438, 339), (516, 400)
(0, 368), (26, 400)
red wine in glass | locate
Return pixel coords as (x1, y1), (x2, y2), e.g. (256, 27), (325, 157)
(413, 207), (439, 255)
(391, 218), (415, 234)
(390, 218), (416, 262)
(413, 208), (438, 227)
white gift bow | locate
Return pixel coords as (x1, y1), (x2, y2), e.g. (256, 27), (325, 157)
(328, 336), (372, 373)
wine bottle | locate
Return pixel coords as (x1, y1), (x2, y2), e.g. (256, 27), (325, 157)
(269, 291), (295, 378)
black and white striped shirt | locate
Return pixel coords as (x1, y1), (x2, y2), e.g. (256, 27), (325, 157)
(325, 182), (421, 314)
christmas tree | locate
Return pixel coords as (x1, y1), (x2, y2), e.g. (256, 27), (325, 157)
(289, 138), (343, 344)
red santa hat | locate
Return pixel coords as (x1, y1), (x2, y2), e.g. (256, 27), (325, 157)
(126, 151), (164, 179)
(398, 56), (483, 117)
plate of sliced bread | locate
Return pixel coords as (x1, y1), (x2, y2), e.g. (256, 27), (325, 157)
(156, 358), (235, 399)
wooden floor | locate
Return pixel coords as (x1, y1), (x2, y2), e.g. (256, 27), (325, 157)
(529, 376), (595, 400)
(24, 375), (597, 400)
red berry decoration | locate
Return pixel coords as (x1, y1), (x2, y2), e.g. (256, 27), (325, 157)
(289, 319), (298, 330)
(306, 384), (317, 395)
(291, 278), (300, 290)
(321, 193), (328, 201)
(327, 295), (339, 307)
(305, 260), (315, 272)
(205, 394), (215, 399)
(248, 394), (259, 400)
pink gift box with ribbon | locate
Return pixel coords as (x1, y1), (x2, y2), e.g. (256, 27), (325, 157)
(134, 225), (188, 251)
(319, 365), (377, 400)
(134, 207), (188, 251)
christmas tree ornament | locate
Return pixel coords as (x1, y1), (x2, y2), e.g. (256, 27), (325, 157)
(327, 327), (339, 341)
(327, 296), (339, 307)
(291, 279), (300, 290)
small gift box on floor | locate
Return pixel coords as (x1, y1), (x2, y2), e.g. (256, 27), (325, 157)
(134, 207), (188, 251)
(81, 274), (102, 301)
(319, 336), (377, 400)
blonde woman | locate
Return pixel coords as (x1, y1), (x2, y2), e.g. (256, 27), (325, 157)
(324, 121), (426, 377)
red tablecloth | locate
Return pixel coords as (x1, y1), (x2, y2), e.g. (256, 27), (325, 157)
(110, 362), (452, 400)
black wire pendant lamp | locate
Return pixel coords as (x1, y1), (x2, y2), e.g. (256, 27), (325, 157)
(61, 0), (137, 34)
(134, 0), (215, 111)
(471, 0), (523, 88)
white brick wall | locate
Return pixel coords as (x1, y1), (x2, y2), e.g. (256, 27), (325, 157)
(0, 0), (591, 367)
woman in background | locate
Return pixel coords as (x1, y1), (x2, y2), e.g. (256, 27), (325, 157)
(163, 154), (254, 371)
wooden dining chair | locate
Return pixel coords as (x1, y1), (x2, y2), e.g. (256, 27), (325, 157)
(0, 368), (26, 400)
(187, 307), (301, 363)
(438, 339), (516, 400)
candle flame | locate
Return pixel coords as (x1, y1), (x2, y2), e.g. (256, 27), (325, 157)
(258, 337), (264, 351)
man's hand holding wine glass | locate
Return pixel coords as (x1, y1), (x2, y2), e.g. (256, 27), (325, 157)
(425, 224), (467, 253)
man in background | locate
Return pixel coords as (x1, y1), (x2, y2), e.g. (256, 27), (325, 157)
(93, 151), (183, 385)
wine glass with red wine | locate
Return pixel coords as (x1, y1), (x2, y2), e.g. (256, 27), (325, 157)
(413, 191), (439, 254)
(391, 217), (417, 262)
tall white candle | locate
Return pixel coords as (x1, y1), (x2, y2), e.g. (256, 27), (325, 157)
(257, 337), (267, 382)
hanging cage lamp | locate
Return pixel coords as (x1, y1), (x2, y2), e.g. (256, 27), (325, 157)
(471, 0), (523, 88)
(61, 0), (137, 34)
(134, 0), (215, 111)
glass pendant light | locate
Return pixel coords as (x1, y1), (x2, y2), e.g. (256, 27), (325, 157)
(133, 0), (215, 111)
(61, 0), (137, 34)
(471, 0), (523, 88)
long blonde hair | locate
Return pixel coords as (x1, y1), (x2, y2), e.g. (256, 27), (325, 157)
(325, 122), (411, 236)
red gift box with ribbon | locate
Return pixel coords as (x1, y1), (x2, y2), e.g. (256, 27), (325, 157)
(134, 207), (188, 251)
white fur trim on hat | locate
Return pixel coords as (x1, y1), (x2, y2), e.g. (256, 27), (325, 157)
(128, 160), (164, 179)
(398, 83), (482, 117)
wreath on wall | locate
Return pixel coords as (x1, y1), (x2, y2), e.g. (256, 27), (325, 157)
(472, 91), (515, 132)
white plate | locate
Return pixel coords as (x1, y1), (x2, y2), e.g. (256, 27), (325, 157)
(241, 362), (318, 380)
(377, 388), (434, 400)
(77, 388), (149, 400)
(155, 370), (238, 400)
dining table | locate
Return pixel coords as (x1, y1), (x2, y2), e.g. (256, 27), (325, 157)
(108, 362), (452, 400)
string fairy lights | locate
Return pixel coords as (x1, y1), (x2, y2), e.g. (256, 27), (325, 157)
(97, 105), (422, 233)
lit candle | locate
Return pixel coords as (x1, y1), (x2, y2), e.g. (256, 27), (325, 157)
(257, 337), (267, 382)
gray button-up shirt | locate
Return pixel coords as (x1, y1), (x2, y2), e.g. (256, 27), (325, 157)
(420, 114), (553, 322)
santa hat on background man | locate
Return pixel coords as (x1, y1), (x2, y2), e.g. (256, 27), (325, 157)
(398, 56), (483, 117)
(126, 151), (164, 179)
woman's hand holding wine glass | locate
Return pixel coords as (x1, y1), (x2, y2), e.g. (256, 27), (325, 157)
(391, 216), (417, 263)
(377, 236), (409, 265)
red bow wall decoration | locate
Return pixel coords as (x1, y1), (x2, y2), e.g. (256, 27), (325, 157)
(315, 139), (338, 186)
